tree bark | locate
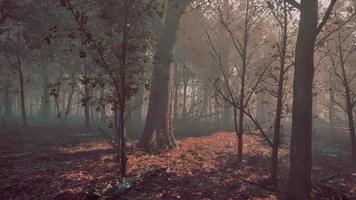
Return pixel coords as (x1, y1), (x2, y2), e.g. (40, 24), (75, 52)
(139, 0), (188, 152)
(287, 1), (318, 199)
(271, 0), (287, 187)
(237, 1), (250, 164)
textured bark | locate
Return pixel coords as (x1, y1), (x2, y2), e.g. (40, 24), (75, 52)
(139, 0), (188, 152)
(287, 1), (318, 199)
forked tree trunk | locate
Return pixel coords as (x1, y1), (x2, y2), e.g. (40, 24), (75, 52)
(139, 0), (188, 152)
(288, 1), (318, 199)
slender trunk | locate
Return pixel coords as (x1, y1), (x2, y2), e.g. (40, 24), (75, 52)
(62, 73), (76, 123)
(76, 90), (80, 117)
(62, 86), (66, 112)
(338, 33), (356, 162)
(237, 1), (249, 164)
(173, 64), (179, 124)
(223, 86), (232, 129)
(54, 68), (63, 119)
(99, 86), (106, 125)
(84, 64), (90, 131)
(288, 1), (318, 199)
(329, 71), (336, 130)
(214, 91), (220, 126)
(131, 83), (144, 131)
(41, 64), (51, 119)
(117, 0), (129, 177)
(271, 1), (287, 186)
(16, 50), (27, 128)
(3, 79), (11, 118)
(182, 71), (188, 121)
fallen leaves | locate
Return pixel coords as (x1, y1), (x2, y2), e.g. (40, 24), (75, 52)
(0, 129), (354, 200)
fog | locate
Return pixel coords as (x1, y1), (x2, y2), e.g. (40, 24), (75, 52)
(0, 0), (355, 199)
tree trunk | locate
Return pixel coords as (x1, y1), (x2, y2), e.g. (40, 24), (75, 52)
(255, 91), (266, 125)
(237, 4), (249, 164)
(117, 0), (129, 177)
(173, 64), (179, 124)
(40, 64), (51, 119)
(17, 55), (27, 128)
(139, 0), (188, 152)
(271, 1), (287, 187)
(62, 72), (76, 124)
(132, 82), (144, 131)
(288, 1), (318, 199)
(338, 33), (356, 162)
(3, 79), (11, 119)
(99, 86), (106, 125)
(182, 68), (188, 122)
(223, 86), (232, 129)
(329, 71), (336, 130)
(84, 64), (90, 131)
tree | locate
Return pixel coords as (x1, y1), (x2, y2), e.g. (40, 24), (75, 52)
(60, 0), (154, 176)
(139, 0), (189, 152)
(286, 0), (336, 199)
(327, 23), (356, 163)
(208, 0), (273, 164)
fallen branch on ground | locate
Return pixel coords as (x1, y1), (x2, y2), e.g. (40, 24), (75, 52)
(86, 167), (168, 200)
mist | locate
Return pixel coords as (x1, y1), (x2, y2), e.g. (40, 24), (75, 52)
(0, 0), (355, 199)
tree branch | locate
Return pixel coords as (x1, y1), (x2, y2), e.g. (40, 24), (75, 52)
(316, 0), (336, 36)
(285, 0), (301, 10)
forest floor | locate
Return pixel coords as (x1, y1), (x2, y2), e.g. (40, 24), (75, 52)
(0, 126), (355, 200)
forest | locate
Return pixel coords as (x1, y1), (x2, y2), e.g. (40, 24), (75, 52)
(0, 0), (355, 199)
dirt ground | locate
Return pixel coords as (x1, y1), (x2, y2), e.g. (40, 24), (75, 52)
(0, 126), (355, 200)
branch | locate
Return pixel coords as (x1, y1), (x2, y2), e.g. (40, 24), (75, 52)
(316, 0), (336, 37)
(285, 0), (301, 10)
